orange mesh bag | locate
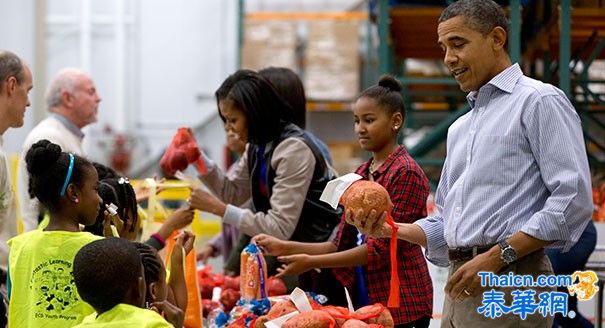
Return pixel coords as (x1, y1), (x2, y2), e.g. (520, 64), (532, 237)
(353, 305), (393, 327)
(340, 180), (400, 308)
(321, 304), (393, 327)
(165, 231), (203, 328)
(160, 127), (207, 176)
(282, 310), (336, 328)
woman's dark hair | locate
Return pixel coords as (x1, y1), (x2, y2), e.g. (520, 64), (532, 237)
(215, 69), (291, 144)
(134, 242), (163, 302)
(258, 67), (306, 129)
(25, 139), (93, 211)
(74, 238), (143, 313)
(84, 177), (138, 236)
(358, 75), (406, 121)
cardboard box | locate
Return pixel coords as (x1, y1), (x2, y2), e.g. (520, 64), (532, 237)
(304, 20), (360, 100)
(241, 20), (298, 71)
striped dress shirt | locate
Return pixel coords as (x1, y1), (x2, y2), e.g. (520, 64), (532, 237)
(415, 63), (593, 267)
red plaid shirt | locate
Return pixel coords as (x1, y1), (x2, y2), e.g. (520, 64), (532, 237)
(332, 145), (433, 324)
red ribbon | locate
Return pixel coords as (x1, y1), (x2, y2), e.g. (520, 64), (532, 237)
(385, 213), (399, 308)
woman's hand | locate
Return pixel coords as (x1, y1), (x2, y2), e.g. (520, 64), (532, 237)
(188, 187), (227, 217)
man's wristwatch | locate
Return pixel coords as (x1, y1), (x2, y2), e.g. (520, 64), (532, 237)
(498, 240), (518, 265)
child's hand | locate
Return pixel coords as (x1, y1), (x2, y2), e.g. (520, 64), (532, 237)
(165, 207), (195, 231)
(101, 210), (137, 240)
(276, 254), (313, 277)
(102, 210), (115, 237)
(151, 300), (184, 328)
(175, 230), (195, 255)
(252, 234), (289, 256)
(196, 244), (215, 263)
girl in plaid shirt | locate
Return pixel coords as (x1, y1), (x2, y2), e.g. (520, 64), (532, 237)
(254, 76), (433, 328)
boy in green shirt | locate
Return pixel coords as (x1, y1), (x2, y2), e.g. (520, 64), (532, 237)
(72, 238), (183, 328)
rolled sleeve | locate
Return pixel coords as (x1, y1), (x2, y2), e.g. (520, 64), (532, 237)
(521, 93), (592, 251)
(415, 217), (449, 267)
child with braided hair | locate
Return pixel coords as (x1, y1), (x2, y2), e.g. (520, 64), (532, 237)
(88, 163), (195, 250)
(134, 233), (195, 315)
(8, 139), (103, 327)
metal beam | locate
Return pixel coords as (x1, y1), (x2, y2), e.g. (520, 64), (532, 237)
(508, 0), (521, 63)
(377, 0), (390, 75)
(559, 0), (571, 97)
(409, 104), (471, 158)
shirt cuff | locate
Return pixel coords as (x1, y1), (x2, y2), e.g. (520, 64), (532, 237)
(223, 204), (245, 228)
(521, 210), (579, 252)
(414, 219), (450, 267)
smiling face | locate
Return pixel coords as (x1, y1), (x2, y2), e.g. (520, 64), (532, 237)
(437, 16), (506, 92)
(219, 99), (249, 144)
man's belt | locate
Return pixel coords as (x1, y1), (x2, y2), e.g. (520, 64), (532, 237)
(448, 245), (494, 262)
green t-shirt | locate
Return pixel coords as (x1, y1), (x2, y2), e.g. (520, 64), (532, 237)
(74, 304), (173, 327)
(8, 230), (102, 328)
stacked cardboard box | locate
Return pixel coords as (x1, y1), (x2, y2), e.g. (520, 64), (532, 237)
(241, 20), (298, 71)
(304, 20), (360, 101)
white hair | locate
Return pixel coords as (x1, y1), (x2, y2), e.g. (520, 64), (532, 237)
(45, 68), (89, 110)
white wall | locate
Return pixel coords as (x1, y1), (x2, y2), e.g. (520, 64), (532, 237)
(0, 0), (37, 154)
(0, 0), (238, 175)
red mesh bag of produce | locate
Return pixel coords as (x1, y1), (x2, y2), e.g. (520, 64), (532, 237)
(160, 127), (207, 176)
(340, 180), (400, 308)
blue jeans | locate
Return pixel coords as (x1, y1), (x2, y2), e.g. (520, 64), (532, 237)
(545, 221), (597, 328)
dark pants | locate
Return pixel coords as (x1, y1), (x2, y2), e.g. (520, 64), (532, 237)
(545, 221), (597, 328)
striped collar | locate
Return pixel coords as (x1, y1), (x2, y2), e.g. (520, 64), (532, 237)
(466, 63), (523, 107)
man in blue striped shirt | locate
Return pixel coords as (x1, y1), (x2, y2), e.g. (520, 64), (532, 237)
(346, 0), (593, 326)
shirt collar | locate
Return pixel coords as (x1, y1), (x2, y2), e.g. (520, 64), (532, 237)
(362, 145), (407, 178)
(51, 113), (85, 139)
(487, 63), (522, 94)
(465, 63), (522, 108)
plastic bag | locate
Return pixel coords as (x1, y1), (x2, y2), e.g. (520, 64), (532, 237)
(240, 244), (268, 301)
(160, 127), (207, 176)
